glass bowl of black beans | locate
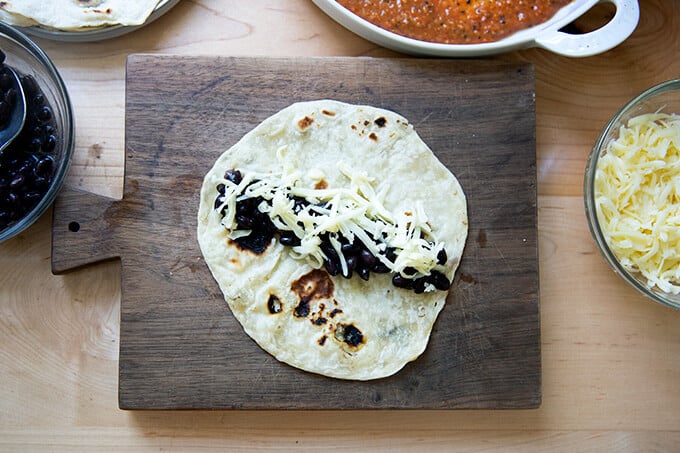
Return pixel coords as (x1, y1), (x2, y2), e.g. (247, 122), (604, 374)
(0, 22), (74, 243)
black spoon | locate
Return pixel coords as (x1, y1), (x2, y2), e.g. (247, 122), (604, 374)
(0, 66), (26, 154)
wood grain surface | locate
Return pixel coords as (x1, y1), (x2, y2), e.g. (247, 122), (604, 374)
(52, 56), (539, 409)
(1, 0), (679, 450)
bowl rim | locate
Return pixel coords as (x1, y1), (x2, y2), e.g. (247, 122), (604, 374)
(584, 78), (680, 310)
(0, 22), (75, 243)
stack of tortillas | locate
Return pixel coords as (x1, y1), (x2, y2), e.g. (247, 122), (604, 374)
(0, 0), (164, 31)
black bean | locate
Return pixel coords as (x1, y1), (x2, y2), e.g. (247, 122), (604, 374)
(36, 106), (52, 122)
(430, 270), (451, 291)
(31, 177), (49, 191)
(0, 50), (5, 65)
(235, 199), (250, 215)
(33, 93), (44, 106)
(236, 214), (254, 229)
(23, 191), (42, 206)
(437, 248), (448, 265)
(392, 273), (414, 289)
(18, 163), (33, 177)
(372, 261), (390, 273)
(357, 266), (370, 281)
(258, 213), (276, 234)
(224, 169), (242, 184)
(9, 175), (24, 190)
(385, 247), (398, 262)
(235, 230), (273, 255)
(413, 277), (427, 294)
(278, 231), (300, 246)
(324, 257), (339, 276)
(29, 137), (42, 152)
(44, 134), (56, 152)
(20, 75), (39, 96)
(403, 266), (417, 276)
(319, 236), (336, 257)
(24, 153), (39, 166)
(341, 265), (353, 279)
(8, 191), (20, 206)
(216, 183), (225, 194)
(346, 254), (358, 271)
(292, 196), (309, 213)
(324, 251), (341, 274)
(341, 238), (361, 254)
(359, 248), (376, 267)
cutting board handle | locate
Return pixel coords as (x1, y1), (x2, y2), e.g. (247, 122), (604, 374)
(51, 187), (122, 274)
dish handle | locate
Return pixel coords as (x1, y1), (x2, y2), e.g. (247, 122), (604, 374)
(534, 0), (639, 57)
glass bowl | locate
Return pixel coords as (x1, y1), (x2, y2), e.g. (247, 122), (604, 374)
(584, 79), (680, 310)
(0, 22), (74, 243)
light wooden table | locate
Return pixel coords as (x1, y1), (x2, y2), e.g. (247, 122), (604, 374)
(1, 1), (678, 450)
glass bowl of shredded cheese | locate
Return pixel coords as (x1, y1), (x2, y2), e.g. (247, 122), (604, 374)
(585, 79), (680, 309)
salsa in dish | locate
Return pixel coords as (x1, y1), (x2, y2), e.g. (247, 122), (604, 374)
(335, 0), (573, 44)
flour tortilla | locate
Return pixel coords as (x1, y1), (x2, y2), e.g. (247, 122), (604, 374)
(0, 0), (161, 30)
(0, 9), (36, 27)
(197, 100), (468, 380)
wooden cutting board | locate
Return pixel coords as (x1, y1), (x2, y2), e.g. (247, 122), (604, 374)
(52, 56), (540, 409)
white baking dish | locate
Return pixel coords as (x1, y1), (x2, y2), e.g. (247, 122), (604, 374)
(312, 0), (639, 57)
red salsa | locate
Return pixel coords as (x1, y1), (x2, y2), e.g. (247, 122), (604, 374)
(336, 0), (573, 44)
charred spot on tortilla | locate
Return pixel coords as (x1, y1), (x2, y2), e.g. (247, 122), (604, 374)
(374, 116), (387, 127)
(318, 335), (327, 346)
(369, 132), (378, 142)
(310, 303), (329, 325)
(335, 323), (364, 348)
(314, 179), (328, 190)
(322, 110), (335, 116)
(298, 116), (314, 130)
(267, 294), (283, 314)
(292, 270), (335, 319)
(312, 317), (327, 326)
(294, 299), (310, 318)
(291, 269), (335, 302)
(329, 308), (343, 318)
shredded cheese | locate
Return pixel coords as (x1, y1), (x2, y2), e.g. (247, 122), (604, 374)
(215, 163), (447, 278)
(594, 112), (680, 294)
